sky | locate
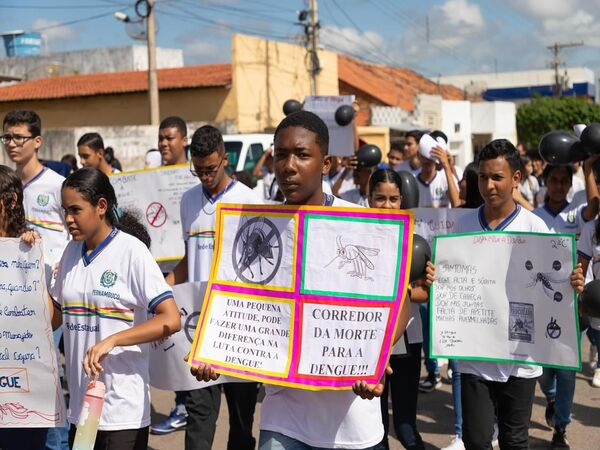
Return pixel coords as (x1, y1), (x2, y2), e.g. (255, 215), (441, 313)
(1, 0), (600, 78)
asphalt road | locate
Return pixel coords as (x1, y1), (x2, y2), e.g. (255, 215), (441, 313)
(149, 340), (600, 450)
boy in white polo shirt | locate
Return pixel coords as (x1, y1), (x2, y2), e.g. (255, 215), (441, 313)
(167, 125), (260, 450)
(2, 110), (70, 269)
(427, 139), (584, 449)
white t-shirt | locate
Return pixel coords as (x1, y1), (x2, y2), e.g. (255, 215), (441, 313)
(326, 169), (355, 195)
(416, 170), (452, 208)
(519, 175), (539, 207)
(568, 174), (585, 202)
(260, 196), (384, 449)
(268, 179), (333, 201)
(341, 188), (369, 207)
(577, 220), (600, 331)
(51, 230), (173, 430)
(22, 167), (70, 266)
(395, 160), (420, 176)
(391, 301), (423, 354)
(533, 202), (588, 235)
(181, 180), (260, 282)
(453, 203), (549, 381)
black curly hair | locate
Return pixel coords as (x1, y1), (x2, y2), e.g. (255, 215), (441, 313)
(0, 165), (29, 237)
(190, 125), (224, 158)
(62, 167), (151, 249)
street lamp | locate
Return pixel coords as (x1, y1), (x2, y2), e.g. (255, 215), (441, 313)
(115, 0), (159, 126)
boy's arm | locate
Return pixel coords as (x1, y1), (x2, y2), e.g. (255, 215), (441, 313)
(513, 186), (534, 211)
(431, 147), (460, 208)
(165, 246), (189, 286)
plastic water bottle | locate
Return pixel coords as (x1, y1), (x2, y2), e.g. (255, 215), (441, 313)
(72, 380), (105, 450)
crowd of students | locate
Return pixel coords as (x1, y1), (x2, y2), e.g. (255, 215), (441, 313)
(0, 108), (598, 450)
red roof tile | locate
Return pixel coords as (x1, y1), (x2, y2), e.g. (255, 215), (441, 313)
(0, 64), (231, 102)
(338, 55), (464, 111)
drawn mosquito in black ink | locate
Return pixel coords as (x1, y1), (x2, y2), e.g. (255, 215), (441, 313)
(232, 216), (282, 284)
(324, 235), (380, 281)
(525, 259), (568, 302)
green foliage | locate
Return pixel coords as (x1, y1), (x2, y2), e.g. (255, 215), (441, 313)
(516, 97), (600, 148)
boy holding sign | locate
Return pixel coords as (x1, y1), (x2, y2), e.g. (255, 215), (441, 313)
(191, 111), (410, 449)
(426, 139), (584, 449)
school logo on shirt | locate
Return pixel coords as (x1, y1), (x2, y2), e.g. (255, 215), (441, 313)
(434, 187), (444, 199)
(36, 193), (49, 207)
(100, 270), (118, 288)
(567, 211), (575, 223)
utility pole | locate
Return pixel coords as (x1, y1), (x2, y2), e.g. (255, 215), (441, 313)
(309, 0), (320, 95)
(547, 41), (583, 97)
(147, 0), (159, 125)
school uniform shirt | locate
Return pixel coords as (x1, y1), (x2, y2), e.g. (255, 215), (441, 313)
(260, 196), (384, 449)
(268, 179), (333, 202)
(519, 175), (539, 207)
(577, 220), (600, 331)
(22, 167), (70, 266)
(533, 202), (588, 235)
(453, 203), (549, 382)
(340, 188), (369, 207)
(391, 300), (423, 355)
(51, 229), (173, 430)
(416, 170), (452, 208)
(568, 174), (585, 202)
(326, 169), (355, 195)
(181, 180), (260, 283)
(395, 160), (420, 177)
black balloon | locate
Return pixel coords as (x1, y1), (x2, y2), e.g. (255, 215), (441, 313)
(356, 144), (382, 168)
(569, 141), (587, 163)
(581, 279), (600, 318)
(410, 234), (431, 283)
(579, 311), (590, 331)
(539, 131), (578, 165)
(334, 105), (355, 126)
(397, 170), (419, 209)
(283, 99), (302, 116)
(580, 123), (600, 155)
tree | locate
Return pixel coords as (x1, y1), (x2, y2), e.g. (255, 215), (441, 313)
(516, 96), (600, 148)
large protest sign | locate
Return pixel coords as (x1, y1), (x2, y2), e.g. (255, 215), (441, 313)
(110, 165), (199, 270)
(304, 95), (355, 156)
(149, 282), (247, 390)
(413, 208), (471, 246)
(189, 204), (413, 390)
(431, 232), (580, 369)
(0, 239), (66, 427)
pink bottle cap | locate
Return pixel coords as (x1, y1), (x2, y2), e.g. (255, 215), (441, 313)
(86, 380), (105, 398)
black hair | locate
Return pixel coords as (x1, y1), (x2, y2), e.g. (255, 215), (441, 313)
(61, 154), (78, 172)
(0, 165), (29, 237)
(462, 162), (484, 208)
(430, 130), (448, 144)
(274, 110), (329, 156)
(103, 147), (122, 170)
(389, 140), (403, 152)
(405, 129), (424, 143)
(478, 139), (521, 173)
(3, 110), (42, 137)
(526, 148), (542, 161)
(62, 168), (151, 248)
(77, 132), (104, 151)
(368, 168), (404, 197)
(542, 164), (573, 183)
(190, 125), (224, 158)
(159, 116), (187, 137)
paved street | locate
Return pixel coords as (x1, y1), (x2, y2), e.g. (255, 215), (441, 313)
(149, 340), (599, 450)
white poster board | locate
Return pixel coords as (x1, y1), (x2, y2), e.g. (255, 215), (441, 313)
(149, 282), (246, 390)
(413, 208), (472, 246)
(0, 239), (66, 427)
(431, 232), (580, 369)
(304, 95), (355, 156)
(110, 165), (199, 271)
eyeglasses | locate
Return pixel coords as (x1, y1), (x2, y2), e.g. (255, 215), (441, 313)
(190, 152), (226, 177)
(1, 134), (35, 146)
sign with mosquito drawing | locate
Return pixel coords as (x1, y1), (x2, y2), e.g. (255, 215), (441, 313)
(188, 204), (413, 390)
(430, 232), (580, 370)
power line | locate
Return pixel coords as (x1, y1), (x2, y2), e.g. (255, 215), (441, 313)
(0, 4), (117, 9)
(31, 11), (116, 32)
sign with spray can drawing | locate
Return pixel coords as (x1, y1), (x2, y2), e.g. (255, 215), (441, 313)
(188, 204), (413, 390)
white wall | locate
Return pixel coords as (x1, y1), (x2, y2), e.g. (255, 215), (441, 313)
(471, 102), (517, 144)
(440, 100), (472, 168)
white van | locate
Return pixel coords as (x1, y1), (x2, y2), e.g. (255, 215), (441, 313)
(223, 134), (273, 181)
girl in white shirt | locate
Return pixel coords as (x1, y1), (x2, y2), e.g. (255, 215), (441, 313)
(49, 167), (180, 450)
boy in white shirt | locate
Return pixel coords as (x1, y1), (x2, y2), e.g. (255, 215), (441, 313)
(167, 125), (260, 450)
(426, 139), (584, 449)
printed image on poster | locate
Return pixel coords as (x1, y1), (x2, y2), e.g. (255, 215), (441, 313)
(0, 239), (66, 428)
(431, 232), (580, 369)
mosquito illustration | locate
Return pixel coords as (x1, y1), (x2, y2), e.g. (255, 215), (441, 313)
(525, 260), (568, 301)
(324, 235), (380, 281)
(237, 218), (278, 279)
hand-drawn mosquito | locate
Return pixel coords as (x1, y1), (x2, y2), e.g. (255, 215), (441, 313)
(324, 235), (380, 281)
(524, 259), (568, 301)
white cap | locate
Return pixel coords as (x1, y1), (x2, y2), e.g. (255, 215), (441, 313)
(418, 134), (441, 163)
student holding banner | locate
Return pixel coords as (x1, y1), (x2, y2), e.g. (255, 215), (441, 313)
(48, 167), (181, 450)
(426, 139), (584, 450)
(168, 125), (260, 450)
(190, 111), (411, 450)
